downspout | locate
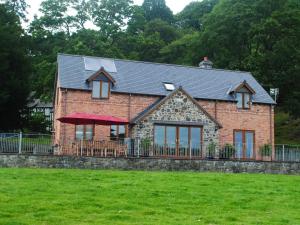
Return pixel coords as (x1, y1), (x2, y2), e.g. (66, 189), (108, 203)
(62, 89), (68, 146)
(214, 100), (218, 120)
(128, 93), (132, 138)
(270, 105), (274, 158)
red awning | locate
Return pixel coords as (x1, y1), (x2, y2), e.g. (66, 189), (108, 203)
(57, 113), (129, 125)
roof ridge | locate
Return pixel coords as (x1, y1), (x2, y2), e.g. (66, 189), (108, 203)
(57, 53), (252, 75)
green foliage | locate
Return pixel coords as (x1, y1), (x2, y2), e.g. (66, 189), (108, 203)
(220, 143), (236, 159)
(207, 141), (217, 158)
(140, 138), (151, 149)
(38, 0), (75, 35)
(176, 0), (219, 30)
(259, 144), (272, 157)
(25, 112), (51, 133)
(275, 110), (300, 144)
(1, 169), (300, 224)
(90, 0), (133, 39)
(1, 0), (28, 21)
(142, 0), (173, 23)
(0, 4), (31, 131)
(144, 19), (180, 43)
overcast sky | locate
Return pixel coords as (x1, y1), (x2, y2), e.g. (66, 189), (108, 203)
(26, 0), (197, 22)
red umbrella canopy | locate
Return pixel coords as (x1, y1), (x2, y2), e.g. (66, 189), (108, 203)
(57, 113), (129, 125)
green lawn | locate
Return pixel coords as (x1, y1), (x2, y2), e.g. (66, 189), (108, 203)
(0, 169), (299, 225)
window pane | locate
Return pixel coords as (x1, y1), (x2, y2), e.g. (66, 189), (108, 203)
(110, 125), (117, 140)
(244, 93), (250, 108)
(234, 131), (243, 158)
(92, 81), (100, 98)
(245, 132), (254, 158)
(236, 93), (243, 108)
(85, 125), (93, 140)
(191, 127), (201, 156)
(166, 126), (176, 156)
(154, 126), (165, 155)
(118, 125), (125, 139)
(76, 125), (84, 140)
(179, 127), (189, 156)
(101, 82), (109, 98)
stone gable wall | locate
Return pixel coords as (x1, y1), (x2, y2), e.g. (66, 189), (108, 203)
(131, 90), (219, 146)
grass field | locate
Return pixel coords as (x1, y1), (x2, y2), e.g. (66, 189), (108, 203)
(0, 169), (299, 225)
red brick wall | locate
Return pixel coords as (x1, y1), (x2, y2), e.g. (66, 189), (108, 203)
(197, 99), (274, 158)
(54, 88), (274, 154)
(53, 88), (159, 145)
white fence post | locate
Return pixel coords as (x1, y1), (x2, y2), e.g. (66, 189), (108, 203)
(18, 132), (22, 154)
(282, 144), (285, 161)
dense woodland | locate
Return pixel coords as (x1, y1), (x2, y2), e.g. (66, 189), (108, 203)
(0, 0), (299, 142)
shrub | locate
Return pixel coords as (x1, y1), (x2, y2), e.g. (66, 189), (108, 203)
(207, 142), (216, 158)
(260, 144), (272, 157)
(220, 144), (236, 159)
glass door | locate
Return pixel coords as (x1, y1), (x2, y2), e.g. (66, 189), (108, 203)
(154, 125), (165, 156)
(166, 126), (176, 156)
(154, 125), (203, 158)
(245, 131), (254, 158)
(178, 127), (189, 157)
(234, 131), (243, 159)
(234, 130), (255, 159)
(190, 127), (202, 157)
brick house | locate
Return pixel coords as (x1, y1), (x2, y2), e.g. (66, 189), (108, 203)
(53, 53), (275, 159)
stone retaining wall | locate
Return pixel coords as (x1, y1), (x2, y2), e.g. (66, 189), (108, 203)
(0, 154), (299, 174)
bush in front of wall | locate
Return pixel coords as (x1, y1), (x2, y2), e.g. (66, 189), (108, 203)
(260, 144), (272, 157)
(206, 142), (217, 159)
(219, 144), (236, 159)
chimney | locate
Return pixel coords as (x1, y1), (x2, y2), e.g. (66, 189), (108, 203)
(199, 56), (213, 69)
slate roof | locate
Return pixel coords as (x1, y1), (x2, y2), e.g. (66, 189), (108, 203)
(57, 53), (275, 105)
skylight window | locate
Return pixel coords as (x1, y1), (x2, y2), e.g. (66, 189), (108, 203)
(163, 83), (175, 91)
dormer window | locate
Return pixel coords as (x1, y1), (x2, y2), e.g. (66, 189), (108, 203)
(92, 80), (110, 99)
(229, 80), (255, 110)
(236, 92), (250, 109)
(163, 82), (175, 91)
(87, 67), (116, 100)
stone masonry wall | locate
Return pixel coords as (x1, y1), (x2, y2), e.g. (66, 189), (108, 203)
(0, 154), (299, 174)
(131, 89), (219, 146)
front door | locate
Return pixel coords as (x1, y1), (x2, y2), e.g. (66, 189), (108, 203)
(234, 130), (255, 159)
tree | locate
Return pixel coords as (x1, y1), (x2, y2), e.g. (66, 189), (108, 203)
(38, 0), (76, 36)
(1, 0), (28, 21)
(127, 5), (147, 35)
(0, 4), (31, 131)
(144, 19), (180, 43)
(249, 8), (300, 117)
(90, 0), (133, 39)
(142, 0), (173, 23)
(71, 0), (91, 29)
(160, 32), (200, 65)
(176, 0), (219, 30)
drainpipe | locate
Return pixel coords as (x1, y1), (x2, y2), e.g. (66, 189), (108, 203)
(62, 89), (68, 147)
(214, 100), (218, 120)
(270, 105), (274, 160)
(128, 93), (132, 138)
